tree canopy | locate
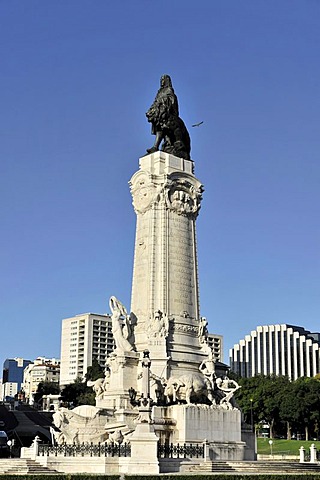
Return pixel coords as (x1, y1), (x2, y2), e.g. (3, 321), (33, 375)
(59, 360), (105, 407)
(235, 374), (320, 440)
(34, 381), (60, 405)
(85, 358), (105, 382)
(60, 377), (95, 407)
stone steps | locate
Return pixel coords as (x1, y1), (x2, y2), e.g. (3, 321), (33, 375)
(189, 460), (320, 474)
(0, 458), (59, 475)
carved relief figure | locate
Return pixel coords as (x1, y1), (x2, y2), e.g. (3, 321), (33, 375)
(131, 174), (160, 215)
(171, 190), (194, 215)
(148, 310), (169, 338)
(146, 74), (191, 160)
(171, 190), (185, 214)
(165, 180), (203, 218)
(198, 316), (208, 344)
(109, 296), (135, 352)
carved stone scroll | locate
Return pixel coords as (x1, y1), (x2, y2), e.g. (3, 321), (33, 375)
(130, 171), (160, 215)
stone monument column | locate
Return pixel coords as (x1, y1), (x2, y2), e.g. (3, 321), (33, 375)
(130, 151), (207, 379)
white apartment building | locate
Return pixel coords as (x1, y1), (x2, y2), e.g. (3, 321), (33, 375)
(230, 324), (320, 380)
(23, 357), (60, 405)
(0, 378), (18, 403)
(2, 382), (18, 400)
(207, 333), (224, 362)
(59, 313), (114, 387)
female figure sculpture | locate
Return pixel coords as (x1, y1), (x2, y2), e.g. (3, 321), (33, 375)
(109, 296), (134, 352)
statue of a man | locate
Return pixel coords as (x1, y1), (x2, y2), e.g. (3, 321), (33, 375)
(146, 75), (191, 160)
(199, 350), (216, 388)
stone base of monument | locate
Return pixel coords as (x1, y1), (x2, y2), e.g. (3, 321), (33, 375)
(27, 456), (131, 475)
(128, 421), (160, 474)
(154, 404), (246, 461)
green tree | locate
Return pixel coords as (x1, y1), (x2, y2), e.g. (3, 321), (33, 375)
(236, 375), (291, 438)
(236, 374), (320, 440)
(278, 381), (298, 439)
(235, 375), (265, 428)
(85, 358), (105, 382)
(291, 377), (320, 440)
(60, 362), (105, 407)
(77, 390), (95, 406)
(60, 377), (95, 407)
(34, 381), (60, 405)
(258, 375), (290, 438)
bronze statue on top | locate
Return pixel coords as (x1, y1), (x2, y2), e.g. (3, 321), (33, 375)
(146, 75), (191, 160)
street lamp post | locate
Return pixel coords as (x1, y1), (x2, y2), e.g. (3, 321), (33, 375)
(250, 398), (254, 433)
(269, 439), (273, 457)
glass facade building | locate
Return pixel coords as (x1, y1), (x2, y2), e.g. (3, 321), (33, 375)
(2, 357), (32, 398)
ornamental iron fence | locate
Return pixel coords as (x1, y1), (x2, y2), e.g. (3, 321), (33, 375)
(38, 442), (131, 457)
(157, 442), (204, 459)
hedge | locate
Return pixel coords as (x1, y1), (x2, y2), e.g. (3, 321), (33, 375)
(124, 476), (320, 480)
(0, 475), (119, 480)
(1, 475), (320, 480)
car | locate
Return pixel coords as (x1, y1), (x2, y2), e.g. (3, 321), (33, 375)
(0, 431), (9, 458)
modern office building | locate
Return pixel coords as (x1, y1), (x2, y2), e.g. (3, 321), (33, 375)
(22, 357), (60, 405)
(207, 332), (224, 362)
(230, 324), (320, 380)
(2, 357), (32, 400)
(59, 313), (114, 387)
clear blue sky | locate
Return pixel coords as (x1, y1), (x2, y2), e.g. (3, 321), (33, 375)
(1, 1), (319, 365)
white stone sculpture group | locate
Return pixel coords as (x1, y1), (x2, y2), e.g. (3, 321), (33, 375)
(53, 296), (240, 445)
(86, 296), (240, 409)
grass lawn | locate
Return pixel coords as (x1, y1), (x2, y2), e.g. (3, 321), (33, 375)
(257, 437), (320, 455)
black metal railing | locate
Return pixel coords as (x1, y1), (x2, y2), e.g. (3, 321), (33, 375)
(38, 442), (131, 457)
(157, 442), (204, 459)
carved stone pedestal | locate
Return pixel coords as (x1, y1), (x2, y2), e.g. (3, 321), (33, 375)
(96, 351), (139, 411)
(128, 422), (159, 474)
